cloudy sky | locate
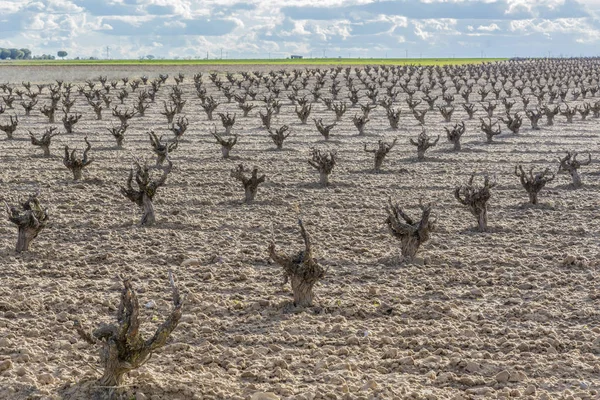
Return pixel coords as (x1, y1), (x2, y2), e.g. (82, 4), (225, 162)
(1, 0), (600, 59)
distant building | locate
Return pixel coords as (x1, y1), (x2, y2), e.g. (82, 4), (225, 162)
(290, 55), (303, 59)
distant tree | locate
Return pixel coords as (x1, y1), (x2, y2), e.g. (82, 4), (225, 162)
(146, 55), (155, 60)
(0, 48), (9, 59)
(14, 50), (24, 59)
(20, 48), (31, 59)
(9, 48), (19, 59)
(57, 50), (68, 59)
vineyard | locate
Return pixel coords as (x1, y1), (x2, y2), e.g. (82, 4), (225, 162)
(0, 59), (599, 400)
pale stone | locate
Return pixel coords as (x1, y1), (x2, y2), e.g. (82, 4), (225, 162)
(495, 370), (510, 383)
(37, 373), (54, 385)
(524, 385), (536, 395)
(0, 359), (12, 372)
(181, 258), (202, 267)
(251, 392), (280, 400)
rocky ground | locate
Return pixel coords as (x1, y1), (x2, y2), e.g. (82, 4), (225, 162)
(0, 63), (599, 400)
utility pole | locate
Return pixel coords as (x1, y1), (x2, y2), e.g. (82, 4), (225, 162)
(220, 48), (223, 60)
(405, 49), (408, 58)
(106, 46), (110, 60)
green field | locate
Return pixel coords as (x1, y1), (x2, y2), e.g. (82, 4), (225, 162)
(4, 57), (507, 67)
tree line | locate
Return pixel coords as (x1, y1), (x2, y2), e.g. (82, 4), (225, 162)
(0, 48), (62, 60)
(0, 48), (32, 60)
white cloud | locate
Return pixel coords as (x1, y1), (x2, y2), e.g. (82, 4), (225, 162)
(509, 17), (600, 42)
(46, 0), (84, 13)
(27, 14), (46, 30)
(477, 23), (500, 31)
(0, 0), (24, 13)
(506, 0), (578, 15)
(412, 18), (460, 42)
(292, 20), (310, 36)
(313, 20), (352, 41)
(164, 20), (186, 29)
(414, 24), (432, 40)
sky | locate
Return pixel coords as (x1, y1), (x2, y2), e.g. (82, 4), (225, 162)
(1, 0), (600, 59)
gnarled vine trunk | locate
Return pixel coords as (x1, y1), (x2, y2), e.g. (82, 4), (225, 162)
(268, 220), (325, 307)
(141, 193), (156, 226)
